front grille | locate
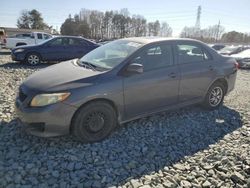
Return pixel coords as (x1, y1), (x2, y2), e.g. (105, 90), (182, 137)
(244, 58), (250, 62)
(19, 88), (27, 102)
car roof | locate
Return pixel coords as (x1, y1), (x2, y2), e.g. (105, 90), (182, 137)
(120, 37), (203, 44)
(53, 36), (83, 39)
(52, 35), (96, 44)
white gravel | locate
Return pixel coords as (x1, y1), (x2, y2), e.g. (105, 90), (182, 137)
(0, 50), (250, 188)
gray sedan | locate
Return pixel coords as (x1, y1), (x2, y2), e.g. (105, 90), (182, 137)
(16, 37), (238, 142)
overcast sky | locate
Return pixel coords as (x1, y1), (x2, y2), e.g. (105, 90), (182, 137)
(0, 0), (250, 36)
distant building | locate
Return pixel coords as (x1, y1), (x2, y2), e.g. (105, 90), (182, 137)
(0, 27), (53, 37)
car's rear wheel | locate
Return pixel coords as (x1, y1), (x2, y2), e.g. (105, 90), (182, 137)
(25, 53), (41, 66)
(202, 82), (225, 110)
(71, 101), (117, 143)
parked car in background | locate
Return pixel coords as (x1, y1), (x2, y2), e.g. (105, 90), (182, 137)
(218, 45), (244, 55)
(11, 36), (100, 65)
(231, 49), (250, 69)
(0, 29), (6, 48)
(5, 32), (52, 49)
(15, 37), (238, 142)
(211, 44), (226, 51)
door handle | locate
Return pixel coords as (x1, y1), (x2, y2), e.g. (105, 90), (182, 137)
(169, 72), (176, 78)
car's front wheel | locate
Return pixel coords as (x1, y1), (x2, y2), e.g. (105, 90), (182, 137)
(25, 53), (41, 66)
(71, 101), (117, 143)
(203, 82), (225, 110)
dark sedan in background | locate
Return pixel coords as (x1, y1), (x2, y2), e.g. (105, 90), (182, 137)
(211, 44), (225, 51)
(11, 36), (100, 65)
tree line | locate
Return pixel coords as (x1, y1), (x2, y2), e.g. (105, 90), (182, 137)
(16, 9), (250, 43)
(60, 8), (173, 40)
(180, 25), (250, 44)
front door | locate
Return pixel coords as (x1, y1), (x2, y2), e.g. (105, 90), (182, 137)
(123, 42), (180, 119)
(40, 38), (69, 61)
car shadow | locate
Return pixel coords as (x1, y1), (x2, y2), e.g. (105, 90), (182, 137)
(0, 51), (11, 55)
(0, 105), (243, 187)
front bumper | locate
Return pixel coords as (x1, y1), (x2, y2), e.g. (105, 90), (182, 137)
(15, 98), (77, 137)
(11, 51), (25, 61)
(239, 62), (250, 69)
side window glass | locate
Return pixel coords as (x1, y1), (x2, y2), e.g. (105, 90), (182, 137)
(177, 44), (211, 64)
(69, 38), (81, 46)
(37, 33), (43, 39)
(49, 38), (63, 46)
(131, 44), (173, 72)
(62, 38), (69, 45)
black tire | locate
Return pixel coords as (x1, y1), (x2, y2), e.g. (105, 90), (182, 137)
(202, 82), (225, 110)
(25, 53), (41, 66)
(71, 101), (117, 143)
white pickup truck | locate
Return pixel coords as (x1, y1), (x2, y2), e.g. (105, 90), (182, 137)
(5, 32), (53, 49)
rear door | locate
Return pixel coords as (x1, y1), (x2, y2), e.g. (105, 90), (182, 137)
(175, 41), (217, 102)
(67, 38), (88, 59)
(123, 42), (180, 119)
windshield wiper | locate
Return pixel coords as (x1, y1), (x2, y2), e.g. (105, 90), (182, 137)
(78, 60), (97, 71)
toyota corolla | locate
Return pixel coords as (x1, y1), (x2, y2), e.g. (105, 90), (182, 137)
(15, 37), (238, 142)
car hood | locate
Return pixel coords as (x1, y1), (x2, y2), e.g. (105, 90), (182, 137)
(12, 44), (40, 51)
(231, 53), (250, 59)
(219, 50), (231, 54)
(23, 59), (103, 92)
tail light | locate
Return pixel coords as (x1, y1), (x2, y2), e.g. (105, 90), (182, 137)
(234, 61), (239, 70)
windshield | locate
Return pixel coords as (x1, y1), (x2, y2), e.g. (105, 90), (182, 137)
(220, 46), (239, 52)
(238, 49), (250, 55)
(79, 40), (143, 70)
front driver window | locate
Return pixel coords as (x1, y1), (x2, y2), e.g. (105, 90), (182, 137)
(131, 44), (174, 72)
(49, 38), (69, 46)
(49, 38), (63, 46)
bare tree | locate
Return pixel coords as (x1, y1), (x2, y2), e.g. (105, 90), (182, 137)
(61, 8), (173, 40)
(160, 22), (172, 37)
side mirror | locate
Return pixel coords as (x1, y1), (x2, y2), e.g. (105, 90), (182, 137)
(127, 63), (143, 74)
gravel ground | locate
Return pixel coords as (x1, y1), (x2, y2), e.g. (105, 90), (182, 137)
(0, 50), (250, 188)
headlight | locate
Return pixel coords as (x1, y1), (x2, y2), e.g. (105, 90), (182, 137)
(14, 49), (25, 53)
(30, 93), (70, 107)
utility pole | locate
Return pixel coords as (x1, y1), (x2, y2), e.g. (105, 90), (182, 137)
(216, 20), (221, 42)
(195, 5), (201, 38)
(195, 6), (201, 29)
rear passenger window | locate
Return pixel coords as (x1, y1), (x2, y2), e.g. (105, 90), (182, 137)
(177, 44), (211, 64)
(37, 33), (43, 39)
(131, 44), (173, 72)
(69, 38), (82, 46)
